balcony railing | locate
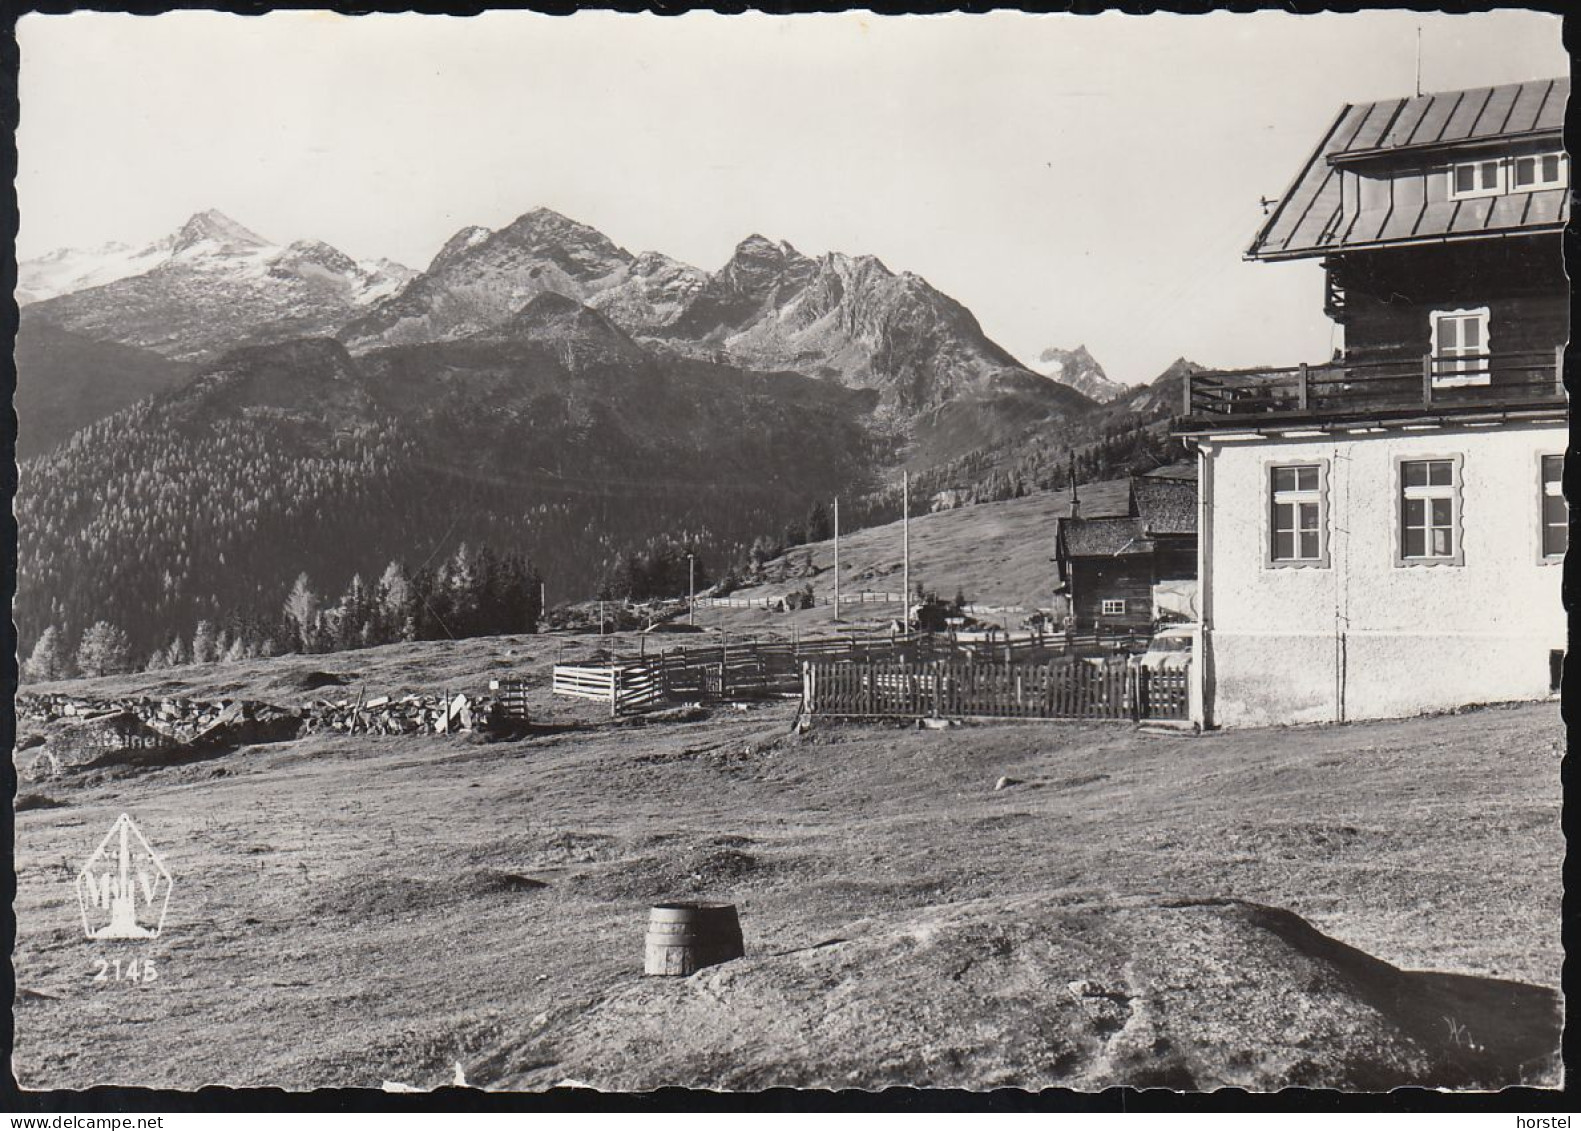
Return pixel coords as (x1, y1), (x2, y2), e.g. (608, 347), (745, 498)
(1180, 348), (1565, 427)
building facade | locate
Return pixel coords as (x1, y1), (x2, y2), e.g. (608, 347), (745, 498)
(1178, 77), (1568, 729)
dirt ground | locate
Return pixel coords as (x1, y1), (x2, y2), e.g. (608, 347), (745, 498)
(11, 638), (1564, 1091)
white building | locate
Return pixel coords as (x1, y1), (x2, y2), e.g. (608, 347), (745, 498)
(1178, 77), (1568, 728)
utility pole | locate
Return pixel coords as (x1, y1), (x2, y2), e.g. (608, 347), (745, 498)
(833, 497), (841, 623)
(902, 470), (911, 628)
(688, 553), (695, 627)
(1067, 452), (1080, 629)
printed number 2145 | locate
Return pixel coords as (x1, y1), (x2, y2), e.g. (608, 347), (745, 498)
(92, 958), (158, 984)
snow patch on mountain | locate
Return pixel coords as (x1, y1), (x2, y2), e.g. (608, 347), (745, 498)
(22, 211), (418, 361)
(16, 239), (173, 306)
(20, 211), (415, 312)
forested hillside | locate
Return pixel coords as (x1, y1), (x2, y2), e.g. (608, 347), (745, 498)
(16, 310), (882, 661)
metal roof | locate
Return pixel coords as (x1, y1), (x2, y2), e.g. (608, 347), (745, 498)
(1249, 77), (1568, 260)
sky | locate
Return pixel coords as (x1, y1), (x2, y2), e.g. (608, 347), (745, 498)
(15, 10), (1568, 385)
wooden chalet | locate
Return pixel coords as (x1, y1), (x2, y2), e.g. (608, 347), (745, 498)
(1054, 469), (1198, 632)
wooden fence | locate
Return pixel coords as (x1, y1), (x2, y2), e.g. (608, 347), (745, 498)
(488, 678), (532, 721)
(552, 662), (666, 715)
(802, 658), (1191, 722)
(695, 591), (908, 610)
(552, 628), (1165, 717)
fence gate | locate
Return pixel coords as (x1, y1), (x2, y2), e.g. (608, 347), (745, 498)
(1137, 666), (1189, 721)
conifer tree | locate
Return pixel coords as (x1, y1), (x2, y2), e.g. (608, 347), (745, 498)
(77, 620), (132, 677)
(376, 560), (413, 642)
(23, 626), (69, 683)
(165, 634), (190, 668)
(192, 620), (219, 664)
(283, 573), (320, 653)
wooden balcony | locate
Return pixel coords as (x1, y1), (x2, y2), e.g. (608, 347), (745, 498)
(1176, 348), (1566, 435)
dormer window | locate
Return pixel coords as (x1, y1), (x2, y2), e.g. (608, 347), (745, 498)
(1446, 152), (1567, 201)
(1512, 152), (1567, 193)
(1448, 159), (1505, 200)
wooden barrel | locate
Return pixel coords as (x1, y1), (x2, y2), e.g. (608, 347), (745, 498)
(644, 903), (744, 976)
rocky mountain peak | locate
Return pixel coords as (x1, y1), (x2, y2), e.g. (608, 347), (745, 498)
(493, 291), (643, 357)
(819, 251), (896, 285)
(1040, 343), (1096, 367)
(497, 207), (631, 263)
(715, 234), (815, 296)
(1036, 344), (1125, 404)
(503, 289), (584, 325)
(630, 249), (694, 276)
(428, 226), (493, 273)
(275, 239), (360, 274)
(170, 210), (271, 256)
(729, 234), (809, 268)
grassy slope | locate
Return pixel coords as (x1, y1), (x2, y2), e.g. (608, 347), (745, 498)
(701, 480), (1133, 632)
(11, 633), (1562, 1089)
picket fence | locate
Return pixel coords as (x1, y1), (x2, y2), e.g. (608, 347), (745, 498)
(802, 658), (1190, 722)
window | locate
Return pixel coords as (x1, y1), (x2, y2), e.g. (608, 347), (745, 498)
(1446, 153), (1567, 199)
(1100, 599), (1126, 616)
(1512, 152), (1567, 193)
(1269, 464), (1325, 565)
(1430, 307), (1490, 387)
(1448, 158), (1505, 200)
(1398, 458), (1462, 566)
(1542, 454), (1566, 559)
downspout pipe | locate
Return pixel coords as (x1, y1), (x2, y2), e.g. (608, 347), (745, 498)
(1195, 439), (1215, 730)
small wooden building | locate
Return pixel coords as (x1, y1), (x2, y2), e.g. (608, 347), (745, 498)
(1054, 470), (1198, 632)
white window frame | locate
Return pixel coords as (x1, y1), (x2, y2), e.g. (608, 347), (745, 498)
(1429, 306), (1491, 388)
(1396, 455), (1464, 568)
(1511, 151), (1568, 194)
(1540, 452), (1566, 563)
(1265, 460), (1331, 569)
(1100, 598), (1126, 616)
(1447, 158), (1506, 201)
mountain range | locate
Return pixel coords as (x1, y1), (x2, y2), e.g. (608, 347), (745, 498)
(338, 208), (1056, 416)
(14, 206), (1195, 658)
(20, 211), (416, 362)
